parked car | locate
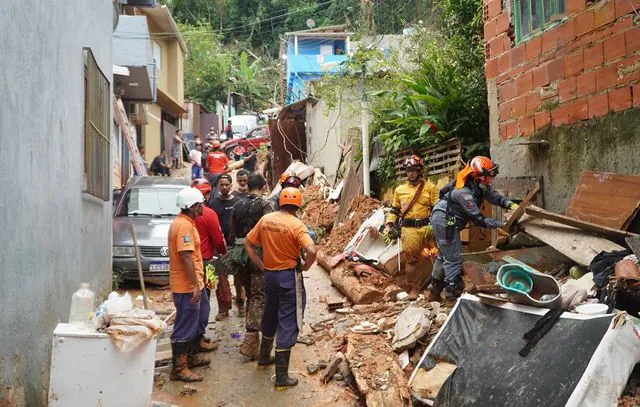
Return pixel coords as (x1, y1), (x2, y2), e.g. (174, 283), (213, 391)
(221, 125), (271, 159)
(112, 176), (189, 285)
(224, 114), (259, 139)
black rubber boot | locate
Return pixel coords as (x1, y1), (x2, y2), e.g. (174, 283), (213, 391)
(444, 278), (465, 299)
(428, 278), (445, 302)
(257, 336), (275, 367)
(274, 349), (298, 390)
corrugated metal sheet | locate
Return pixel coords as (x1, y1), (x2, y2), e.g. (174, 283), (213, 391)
(566, 171), (640, 230)
(269, 119), (307, 186)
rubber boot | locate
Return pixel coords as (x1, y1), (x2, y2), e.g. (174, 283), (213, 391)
(444, 278), (465, 299)
(188, 336), (211, 368)
(170, 342), (203, 382)
(257, 336), (275, 367)
(274, 349), (298, 390)
(428, 279), (445, 302)
(239, 331), (260, 361)
(196, 335), (218, 352)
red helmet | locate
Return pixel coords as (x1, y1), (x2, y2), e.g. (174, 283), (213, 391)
(403, 154), (424, 171)
(279, 171), (302, 188)
(191, 178), (212, 195)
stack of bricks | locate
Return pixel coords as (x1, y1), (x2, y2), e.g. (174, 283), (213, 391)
(484, 0), (640, 140)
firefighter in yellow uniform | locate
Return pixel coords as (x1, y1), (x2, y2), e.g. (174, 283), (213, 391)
(383, 155), (439, 300)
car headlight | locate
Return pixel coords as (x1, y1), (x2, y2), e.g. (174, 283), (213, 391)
(113, 246), (135, 257)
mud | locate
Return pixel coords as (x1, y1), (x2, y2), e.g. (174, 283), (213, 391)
(321, 196), (381, 256)
(301, 200), (339, 229)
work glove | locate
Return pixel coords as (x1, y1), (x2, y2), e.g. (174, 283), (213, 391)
(424, 224), (436, 241)
(509, 202), (519, 211)
(383, 226), (399, 244)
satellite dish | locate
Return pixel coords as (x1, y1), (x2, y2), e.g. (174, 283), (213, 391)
(306, 19), (316, 29)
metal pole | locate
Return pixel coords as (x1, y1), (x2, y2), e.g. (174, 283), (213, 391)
(361, 64), (370, 196)
(130, 223), (149, 310)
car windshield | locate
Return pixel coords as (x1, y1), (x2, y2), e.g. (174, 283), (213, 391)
(117, 187), (182, 217)
(232, 125), (247, 133)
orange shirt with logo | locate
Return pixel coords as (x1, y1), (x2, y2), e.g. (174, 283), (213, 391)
(246, 211), (314, 270)
(168, 213), (204, 293)
(206, 151), (228, 173)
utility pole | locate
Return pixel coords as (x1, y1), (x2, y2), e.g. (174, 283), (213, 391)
(361, 63), (370, 196)
(360, 0), (374, 35)
(226, 64), (232, 119)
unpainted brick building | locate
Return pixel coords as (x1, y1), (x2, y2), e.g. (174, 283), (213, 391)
(484, 0), (640, 211)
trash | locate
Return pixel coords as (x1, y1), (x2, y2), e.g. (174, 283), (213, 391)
(333, 373), (344, 381)
(180, 385), (198, 396)
(434, 313), (448, 328)
(328, 300), (346, 312)
(496, 262), (562, 308)
(231, 332), (242, 339)
(396, 292), (409, 301)
(615, 259), (640, 281)
(69, 283), (95, 328)
(350, 321), (380, 334)
(104, 291), (133, 320)
(297, 335), (315, 345)
(570, 265), (587, 279)
(392, 307), (431, 352)
(307, 364), (320, 375)
(398, 350), (410, 369)
(321, 354), (344, 385)
(575, 303), (609, 315)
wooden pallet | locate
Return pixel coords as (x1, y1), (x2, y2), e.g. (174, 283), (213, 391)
(393, 138), (462, 181)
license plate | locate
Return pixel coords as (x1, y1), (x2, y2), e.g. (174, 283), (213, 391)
(149, 262), (169, 272)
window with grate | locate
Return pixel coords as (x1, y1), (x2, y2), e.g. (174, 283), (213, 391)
(83, 48), (111, 201)
(514, 0), (565, 43)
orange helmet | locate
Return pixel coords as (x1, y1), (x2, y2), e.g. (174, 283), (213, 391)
(212, 140), (221, 148)
(279, 187), (303, 208)
(191, 178), (212, 195)
(279, 171), (302, 188)
(279, 170), (295, 184)
(469, 156), (499, 178)
(403, 154), (424, 171)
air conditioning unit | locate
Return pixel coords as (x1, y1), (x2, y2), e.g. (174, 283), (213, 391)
(120, 0), (156, 6)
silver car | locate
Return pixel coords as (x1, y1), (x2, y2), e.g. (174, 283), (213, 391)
(112, 176), (189, 285)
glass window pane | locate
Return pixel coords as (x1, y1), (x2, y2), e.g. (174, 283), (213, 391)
(543, 0), (552, 23)
(518, 0), (532, 37)
(531, 0), (541, 30)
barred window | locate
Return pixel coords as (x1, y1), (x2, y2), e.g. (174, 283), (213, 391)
(514, 0), (565, 42)
(83, 48), (110, 201)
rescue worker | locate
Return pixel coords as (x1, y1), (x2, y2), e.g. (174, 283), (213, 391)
(243, 188), (317, 390)
(205, 140), (229, 186)
(168, 188), (211, 382)
(428, 156), (517, 300)
(229, 173), (274, 360)
(192, 179), (227, 351)
(383, 155), (439, 300)
(271, 171), (302, 210)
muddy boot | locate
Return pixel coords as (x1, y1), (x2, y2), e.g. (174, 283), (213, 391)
(274, 349), (298, 390)
(170, 343), (203, 382)
(196, 335), (218, 353)
(237, 301), (246, 317)
(444, 278), (465, 300)
(257, 336), (275, 368)
(239, 331), (260, 361)
(428, 279), (445, 302)
(215, 310), (229, 321)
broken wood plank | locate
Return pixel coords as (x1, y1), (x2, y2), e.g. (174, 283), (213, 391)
(519, 215), (624, 267)
(526, 205), (639, 244)
(346, 333), (411, 407)
(626, 236), (640, 259)
(330, 266), (384, 305)
(320, 355), (343, 385)
(501, 182), (540, 232)
(566, 171), (640, 230)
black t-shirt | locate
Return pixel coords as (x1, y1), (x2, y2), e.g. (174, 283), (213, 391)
(230, 194), (274, 241)
(150, 155), (166, 171)
(206, 192), (239, 244)
(243, 152), (257, 172)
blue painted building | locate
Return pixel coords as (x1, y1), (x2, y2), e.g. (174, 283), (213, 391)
(284, 25), (351, 104)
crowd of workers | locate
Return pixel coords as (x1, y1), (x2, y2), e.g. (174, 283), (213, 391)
(164, 146), (515, 390)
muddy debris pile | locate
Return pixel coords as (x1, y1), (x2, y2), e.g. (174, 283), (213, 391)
(320, 195), (381, 256)
(301, 199), (339, 229)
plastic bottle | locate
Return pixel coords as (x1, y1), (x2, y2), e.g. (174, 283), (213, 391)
(69, 283), (95, 328)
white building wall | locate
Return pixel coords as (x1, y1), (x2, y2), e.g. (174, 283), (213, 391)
(0, 1), (114, 405)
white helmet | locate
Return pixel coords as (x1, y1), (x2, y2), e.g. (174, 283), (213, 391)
(177, 187), (204, 210)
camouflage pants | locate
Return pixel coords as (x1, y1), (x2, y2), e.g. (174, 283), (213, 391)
(236, 262), (265, 332)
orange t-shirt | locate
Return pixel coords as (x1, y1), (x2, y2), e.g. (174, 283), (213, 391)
(206, 151), (228, 173)
(168, 213), (204, 293)
(246, 211), (314, 270)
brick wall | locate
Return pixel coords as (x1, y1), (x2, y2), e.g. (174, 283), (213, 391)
(484, 0), (640, 140)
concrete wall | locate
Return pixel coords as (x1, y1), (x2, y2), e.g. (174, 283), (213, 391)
(144, 103), (163, 160)
(0, 1), (113, 405)
(306, 98), (362, 183)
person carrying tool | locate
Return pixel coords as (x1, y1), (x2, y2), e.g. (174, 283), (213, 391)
(383, 155), (439, 300)
(168, 188), (211, 382)
(192, 179), (227, 351)
(243, 188), (317, 390)
(229, 173), (274, 361)
(428, 156), (517, 300)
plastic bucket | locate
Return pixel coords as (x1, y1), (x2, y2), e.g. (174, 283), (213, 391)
(497, 264), (534, 294)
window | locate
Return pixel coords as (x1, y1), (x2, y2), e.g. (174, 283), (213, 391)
(83, 48), (110, 200)
(153, 41), (162, 72)
(514, 0), (565, 42)
(116, 188), (182, 217)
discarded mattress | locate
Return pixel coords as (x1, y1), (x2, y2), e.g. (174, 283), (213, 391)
(409, 294), (640, 407)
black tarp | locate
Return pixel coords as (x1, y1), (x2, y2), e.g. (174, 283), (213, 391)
(424, 298), (612, 407)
